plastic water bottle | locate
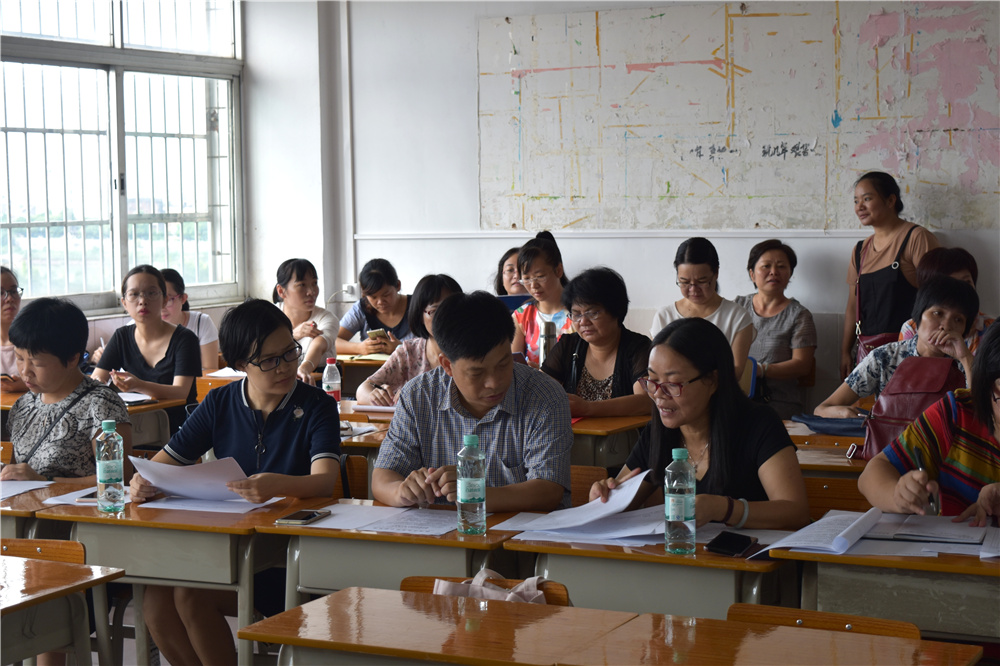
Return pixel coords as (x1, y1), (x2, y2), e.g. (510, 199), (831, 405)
(456, 434), (487, 535)
(322, 357), (341, 402)
(665, 448), (695, 554)
(96, 420), (125, 513)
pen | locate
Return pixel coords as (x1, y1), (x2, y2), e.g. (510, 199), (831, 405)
(100, 336), (106, 348)
(912, 448), (940, 516)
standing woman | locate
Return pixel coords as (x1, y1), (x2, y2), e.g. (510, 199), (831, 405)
(93, 265), (201, 434)
(160, 268), (220, 371)
(337, 258), (412, 356)
(512, 231), (573, 366)
(272, 258), (338, 385)
(651, 237), (754, 379)
(840, 171), (939, 379)
(0, 266), (27, 392)
(735, 240), (817, 419)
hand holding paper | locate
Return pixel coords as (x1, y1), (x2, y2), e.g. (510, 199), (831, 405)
(130, 456), (248, 501)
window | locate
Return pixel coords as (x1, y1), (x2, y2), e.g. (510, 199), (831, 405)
(0, 0), (242, 311)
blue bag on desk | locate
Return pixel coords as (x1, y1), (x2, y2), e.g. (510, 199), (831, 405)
(790, 414), (866, 438)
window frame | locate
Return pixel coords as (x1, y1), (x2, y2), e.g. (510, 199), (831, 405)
(0, 8), (245, 315)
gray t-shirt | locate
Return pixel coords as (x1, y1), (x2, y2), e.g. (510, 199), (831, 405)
(734, 294), (817, 419)
(9, 376), (130, 479)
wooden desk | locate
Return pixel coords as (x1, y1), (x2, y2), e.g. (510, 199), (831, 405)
(569, 414), (649, 470)
(0, 390), (185, 415)
(257, 506), (519, 610)
(339, 399), (394, 424)
(239, 586), (638, 665)
(36, 495), (329, 665)
(195, 375), (241, 402)
(770, 548), (1000, 642)
(0, 482), (88, 539)
(796, 449), (872, 520)
(559, 613), (982, 665)
(1, 555), (125, 666)
(505, 539), (790, 619)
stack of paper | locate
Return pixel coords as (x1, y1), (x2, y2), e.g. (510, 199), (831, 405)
(129, 456), (280, 513)
(1, 480), (52, 501)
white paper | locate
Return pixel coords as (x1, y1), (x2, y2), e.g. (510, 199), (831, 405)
(0, 480), (52, 500)
(342, 423), (380, 438)
(207, 368), (246, 378)
(305, 504), (410, 530)
(761, 508), (883, 557)
(141, 496), (281, 513)
(979, 526), (1000, 559)
(491, 512), (547, 531)
(921, 543), (982, 556)
(511, 470), (651, 532)
(351, 404), (396, 413)
(130, 456), (247, 501)
(360, 507), (459, 536)
(839, 539), (934, 557)
(894, 514), (986, 544)
(784, 421), (815, 436)
(532, 505), (664, 540)
(118, 391), (154, 404)
(44, 486), (132, 505)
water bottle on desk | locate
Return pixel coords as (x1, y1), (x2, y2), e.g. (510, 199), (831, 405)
(665, 448), (695, 554)
(457, 434), (486, 534)
(96, 420), (125, 513)
(322, 357), (342, 402)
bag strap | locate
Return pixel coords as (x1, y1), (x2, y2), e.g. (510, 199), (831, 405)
(339, 454), (351, 499)
(20, 384), (98, 468)
(854, 240), (865, 334)
(568, 335), (584, 392)
(891, 225), (918, 266)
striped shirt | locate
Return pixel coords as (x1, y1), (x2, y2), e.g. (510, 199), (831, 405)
(375, 363), (573, 507)
(885, 389), (1000, 516)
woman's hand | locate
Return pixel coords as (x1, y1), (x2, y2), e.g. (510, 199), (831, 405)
(893, 470), (939, 515)
(0, 463), (43, 481)
(369, 384), (395, 406)
(109, 370), (139, 392)
(955, 483), (1000, 527)
(360, 336), (389, 355)
(296, 362), (316, 386)
(293, 321), (321, 340)
(227, 473), (282, 504)
(924, 328), (972, 364)
(589, 467), (642, 503)
(91, 345), (105, 365)
(839, 350), (854, 382)
(382, 331), (401, 354)
(0, 375), (27, 392)
(566, 394), (592, 418)
(129, 472), (159, 503)
(694, 494), (728, 527)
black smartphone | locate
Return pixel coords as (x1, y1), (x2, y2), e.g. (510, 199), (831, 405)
(274, 509), (331, 526)
(705, 530), (758, 557)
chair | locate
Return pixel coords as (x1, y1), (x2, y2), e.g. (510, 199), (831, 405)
(130, 409), (170, 451)
(1, 538), (85, 563)
(400, 576), (571, 606)
(570, 465), (607, 507)
(726, 603), (921, 639)
(333, 455), (369, 500)
(1, 440), (11, 464)
(738, 357), (758, 397)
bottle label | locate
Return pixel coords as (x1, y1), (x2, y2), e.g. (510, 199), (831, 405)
(98, 459), (123, 483)
(457, 478), (485, 504)
(666, 494), (694, 521)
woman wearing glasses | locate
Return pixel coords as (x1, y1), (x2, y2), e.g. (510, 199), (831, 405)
(356, 274), (462, 406)
(650, 237), (754, 379)
(591, 318), (809, 531)
(512, 231), (574, 365)
(0, 266), (27, 392)
(159, 268), (220, 370)
(129, 298), (341, 666)
(542, 267), (651, 417)
(93, 265), (201, 433)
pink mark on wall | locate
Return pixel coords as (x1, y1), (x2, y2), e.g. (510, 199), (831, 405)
(510, 64), (616, 79)
(859, 10), (901, 48)
(625, 58), (727, 74)
(913, 36), (991, 104)
(859, 7), (986, 50)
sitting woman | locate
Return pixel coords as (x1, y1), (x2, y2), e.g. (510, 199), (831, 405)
(494, 246), (527, 296)
(2, 298), (131, 485)
(1, 266), (27, 392)
(337, 258), (412, 356)
(512, 231), (574, 365)
(590, 318), (810, 531)
(93, 265), (201, 434)
(734, 239), (817, 419)
(272, 258), (338, 385)
(542, 267), (651, 417)
(899, 247), (995, 354)
(859, 320), (1000, 524)
(129, 298), (341, 666)
(159, 268), (220, 370)
(651, 237), (754, 379)
(815, 277), (978, 418)
(356, 274), (462, 406)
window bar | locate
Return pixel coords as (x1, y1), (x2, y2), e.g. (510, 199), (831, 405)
(173, 0), (179, 51)
(161, 75), (169, 265)
(77, 69), (88, 291)
(59, 68), (69, 294)
(41, 67), (55, 296)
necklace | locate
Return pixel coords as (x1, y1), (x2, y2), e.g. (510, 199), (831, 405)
(686, 443), (709, 474)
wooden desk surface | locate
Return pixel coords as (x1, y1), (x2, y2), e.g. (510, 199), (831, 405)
(0, 390), (185, 415)
(339, 400), (393, 423)
(195, 375), (241, 401)
(796, 448), (867, 474)
(769, 547), (1000, 577)
(558, 613), (982, 666)
(0, 482), (91, 518)
(0, 556), (125, 615)
(239, 586), (638, 665)
(505, 539), (783, 573)
(571, 414), (650, 436)
(785, 421), (863, 450)
(35, 495), (330, 535)
(340, 428), (387, 448)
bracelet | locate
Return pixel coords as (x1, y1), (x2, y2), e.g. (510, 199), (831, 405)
(721, 496), (735, 525)
(733, 498), (750, 529)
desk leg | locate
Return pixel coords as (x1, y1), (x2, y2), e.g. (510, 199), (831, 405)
(69, 591), (94, 666)
(133, 583), (150, 666)
(285, 536), (304, 611)
(800, 562), (818, 610)
(237, 534), (255, 666)
(92, 583), (113, 666)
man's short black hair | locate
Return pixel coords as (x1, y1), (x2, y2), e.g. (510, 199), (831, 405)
(9, 298), (88, 366)
(220, 298), (295, 367)
(434, 291), (514, 362)
(911, 276), (979, 337)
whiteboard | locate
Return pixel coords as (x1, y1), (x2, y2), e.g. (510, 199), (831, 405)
(478, 3), (999, 232)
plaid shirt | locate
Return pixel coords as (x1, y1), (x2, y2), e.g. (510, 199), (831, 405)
(375, 363), (572, 507)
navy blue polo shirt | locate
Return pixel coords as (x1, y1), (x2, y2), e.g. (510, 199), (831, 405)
(164, 379), (341, 475)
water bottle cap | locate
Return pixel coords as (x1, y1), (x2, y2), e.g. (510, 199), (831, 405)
(671, 448), (688, 460)
(326, 357), (337, 364)
(463, 434), (479, 448)
(101, 420), (117, 432)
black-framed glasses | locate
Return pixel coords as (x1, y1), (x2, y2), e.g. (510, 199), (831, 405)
(1, 287), (24, 300)
(675, 278), (714, 290)
(518, 274), (551, 288)
(639, 373), (706, 398)
(123, 289), (162, 303)
(568, 309), (604, 323)
(249, 343), (302, 372)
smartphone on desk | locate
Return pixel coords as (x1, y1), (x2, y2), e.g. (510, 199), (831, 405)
(705, 530), (758, 557)
(274, 509), (331, 526)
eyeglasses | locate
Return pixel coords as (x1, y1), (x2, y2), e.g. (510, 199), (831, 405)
(568, 309), (605, 323)
(1, 287), (24, 300)
(123, 289), (162, 303)
(502, 267), (518, 277)
(639, 373), (706, 398)
(248, 344), (302, 372)
(164, 294), (182, 306)
(676, 278), (714, 291)
(518, 274), (550, 288)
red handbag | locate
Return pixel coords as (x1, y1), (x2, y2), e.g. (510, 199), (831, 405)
(852, 356), (966, 460)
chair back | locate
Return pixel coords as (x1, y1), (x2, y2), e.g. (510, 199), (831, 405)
(738, 357), (758, 397)
(333, 455), (369, 500)
(400, 575), (571, 606)
(570, 465), (607, 507)
(1, 538), (86, 564)
(727, 603), (921, 639)
(0, 440), (11, 464)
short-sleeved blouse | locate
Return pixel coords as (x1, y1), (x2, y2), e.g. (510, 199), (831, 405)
(649, 298), (754, 344)
(513, 302), (573, 366)
(339, 299), (414, 342)
(365, 338), (432, 397)
(278, 303), (339, 359)
(0, 343), (16, 376)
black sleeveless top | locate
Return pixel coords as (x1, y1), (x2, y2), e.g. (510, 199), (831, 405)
(855, 225), (919, 336)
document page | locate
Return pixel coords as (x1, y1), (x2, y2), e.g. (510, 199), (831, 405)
(510, 470), (651, 532)
(0, 480), (52, 501)
(118, 392), (154, 404)
(305, 504), (410, 530)
(760, 508), (883, 557)
(514, 505), (664, 542)
(43, 486), (133, 506)
(141, 497), (281, 513)
(361, 507), (460, 536)
(351, 404), (396, 413)
(130, 456), (248, 501)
